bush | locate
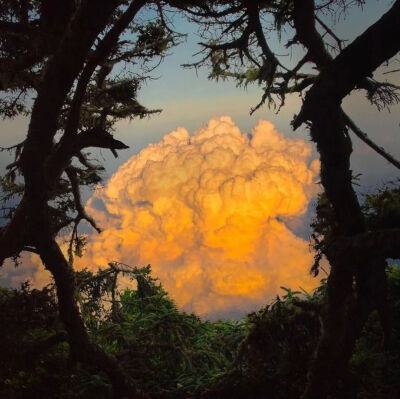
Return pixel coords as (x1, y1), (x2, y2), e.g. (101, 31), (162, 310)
(1, 266), (399, 398)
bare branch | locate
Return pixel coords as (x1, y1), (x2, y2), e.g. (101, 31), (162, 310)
(383, 68), (400, 75)
(0, 140), (25, 153)
(293, 0), (400, 130)
(75, 151), (104, 171)
(343, 111), (400, 170)
(65, 166), (101, 234)
(201, 24), (252, 52)
(247, 2), (288, 74)
(360, 78), (400, 111)
(315, 15), (345, 52)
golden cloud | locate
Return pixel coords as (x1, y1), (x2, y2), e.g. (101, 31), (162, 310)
(75, 116), (320, 317)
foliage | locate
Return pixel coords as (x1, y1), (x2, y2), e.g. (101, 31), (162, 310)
(0, 283), (70, 399)
(1, 264), (399, 399)
(349, 266), (400, 399)
(180, 4), (400, 396)
(0, 0), (182, 243)
(311, 182), (400, 277)
(0, 2), (186, 393)
(363, 181), (400, 231)
(0, 266), (244, 399)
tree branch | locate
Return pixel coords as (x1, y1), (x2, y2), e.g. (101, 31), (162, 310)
(36, 235), (148, 398)
(293, 0), (332, 69)
(315, 15), (345, 52)
(76, 128), (129, 152)
(343, 111), (400, 170)
(65, 166), (101, 234)
(63, 0), (147, 141)
(0, 198), (28, 265)
(247, 1), (286, 75)
(20, 0), (121, 182)
(293, 0), (400, 129)
(331, 228), (400, 261)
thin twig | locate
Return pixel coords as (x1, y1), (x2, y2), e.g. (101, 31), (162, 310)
(343, 111), (400, 170)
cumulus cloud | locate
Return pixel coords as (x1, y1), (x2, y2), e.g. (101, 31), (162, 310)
(0, 117), (320, 318)
(75, 116), (320, 317)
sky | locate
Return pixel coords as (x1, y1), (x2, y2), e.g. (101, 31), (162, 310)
(1, 1), (399, 318)
(105, 0), (400, 188)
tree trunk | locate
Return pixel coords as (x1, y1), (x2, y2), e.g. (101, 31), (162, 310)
(301, 105), (389, 398)
(37, 234), (148, 399)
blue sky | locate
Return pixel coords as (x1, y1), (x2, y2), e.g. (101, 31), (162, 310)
(112, 1), (400, 190)
(1, 1), (399, 203)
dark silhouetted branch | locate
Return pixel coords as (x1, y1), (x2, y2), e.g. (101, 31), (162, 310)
(343, 111), (400, 170)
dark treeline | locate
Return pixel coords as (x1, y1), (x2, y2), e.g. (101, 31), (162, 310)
(1, 262), (399, 399)
(1, 186), (400, 399)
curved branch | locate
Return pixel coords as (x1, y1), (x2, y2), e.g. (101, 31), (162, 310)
(247, 1), (287, 73)
(293, 0), (332, 69)
(20, 0), (121, 180)
(201, 23), (252, 52)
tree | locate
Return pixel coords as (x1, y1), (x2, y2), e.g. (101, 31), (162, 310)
(0, 1), (183, 396)
(2, 1), (400, 397)
(177, 1), (400, 397)
(3, 261), (399, 398)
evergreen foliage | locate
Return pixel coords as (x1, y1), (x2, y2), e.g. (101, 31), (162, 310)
(1, 264), (399, 399)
